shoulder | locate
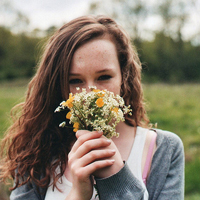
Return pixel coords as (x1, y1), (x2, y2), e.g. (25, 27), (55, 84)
(10, 173), (46, 200)
(147, 129), (185, 199)
(150, 128), (184, 171)
(138, 126), (184, 155)
(155, 128), (184, 154)
(10, 182), (45, 200)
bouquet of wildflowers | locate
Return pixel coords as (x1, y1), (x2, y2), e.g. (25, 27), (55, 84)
(54, 87), (132, 138)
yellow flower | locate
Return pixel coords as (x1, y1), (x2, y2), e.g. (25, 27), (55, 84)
(92, 89), (105, 97)
(61, 101), (68, 107)
(96, 98), (104, 107)
(112, 107), (119, 113)
(73, 122), (79, 129)
(73, 122), (79, 132)
(93, 89), (100, 93)
(97, 92), (105, 97)
(66, 112), (71, 119)
(61, 93), (74, 108)
(66, 93), (75, 108)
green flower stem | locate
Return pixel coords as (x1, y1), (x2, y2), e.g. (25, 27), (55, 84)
(72, 103), (87, 129)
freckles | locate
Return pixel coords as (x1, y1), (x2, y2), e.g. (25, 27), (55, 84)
(78, 56), (82, 61)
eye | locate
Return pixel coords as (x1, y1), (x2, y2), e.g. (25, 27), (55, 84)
(98, 75), (112, 81)
(69, 79), (83, 84)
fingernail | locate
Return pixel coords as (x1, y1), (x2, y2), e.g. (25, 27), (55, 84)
(97, 131), (103, 134)
(106, 139), (111, 143)
(110, 159), (115, 164)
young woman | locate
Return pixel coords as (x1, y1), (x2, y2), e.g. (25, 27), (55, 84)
(0, 15), (184, 200)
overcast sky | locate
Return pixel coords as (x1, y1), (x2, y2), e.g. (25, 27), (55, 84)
(1, 0), (93, 30)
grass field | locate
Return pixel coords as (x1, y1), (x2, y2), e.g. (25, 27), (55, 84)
(0, 80), (28, 138)
(0, 80), (200, 199)
(143, 83), (200, 197)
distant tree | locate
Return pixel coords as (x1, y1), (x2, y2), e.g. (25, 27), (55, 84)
(0, 26), (15, 79)
(0, 26), (41, 80)
(140, 32), (200, 82)
(0, 0), (30, 33)
(89, 0), (148, 42)
(12, 11), (30, 33)
(89, 0), (199, 44)
(156, 0), (195, 42)
(45, 26), (58, 36)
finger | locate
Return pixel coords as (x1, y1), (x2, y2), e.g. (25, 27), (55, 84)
(75, 130), (90, 138)
(73, 138), (112, 160)
(72, 159), (115, 181)
(71, 131), (104, 154)
(79, 149), (116, 167)
(84, 159), (115, 175)
(76, 130), (103, 139)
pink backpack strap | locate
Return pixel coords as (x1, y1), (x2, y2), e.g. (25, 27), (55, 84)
(142, 130), (157, 185)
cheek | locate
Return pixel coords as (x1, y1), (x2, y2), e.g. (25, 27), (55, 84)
(69, 86), (77, 94)
(107, 80), (121, 95)
(115, 76), (122, 95)
(114, 84), (122, 95)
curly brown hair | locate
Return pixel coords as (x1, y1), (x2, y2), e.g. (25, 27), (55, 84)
(0, 15), (149, 191)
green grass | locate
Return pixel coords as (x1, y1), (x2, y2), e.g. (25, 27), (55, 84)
(0, 80), (200, 199)
(0, 79), (27, 138)
(143, 83), (200, 196)
(185, 193), (200, 200)
(144, 84), (200, 161)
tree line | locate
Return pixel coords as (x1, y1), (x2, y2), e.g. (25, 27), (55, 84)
(1, 0), (199, 83)
(0, 26), (40, 80)
(138, 33), (200, 82)
(0, 25), (199, 83)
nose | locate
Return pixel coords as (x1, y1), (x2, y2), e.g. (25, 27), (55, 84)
(85, 82), (96, 92)
(84, 80), (97, 92)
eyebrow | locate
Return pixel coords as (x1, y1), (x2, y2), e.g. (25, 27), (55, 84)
(69, 68), (113, 76)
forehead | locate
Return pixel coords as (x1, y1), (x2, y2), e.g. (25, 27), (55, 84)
(70, 35), (119, 72)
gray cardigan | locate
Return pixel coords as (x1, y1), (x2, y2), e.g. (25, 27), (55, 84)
(10, 129), (185, 200)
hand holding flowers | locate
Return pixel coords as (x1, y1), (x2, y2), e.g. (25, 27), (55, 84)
(54, 87), (131, 198)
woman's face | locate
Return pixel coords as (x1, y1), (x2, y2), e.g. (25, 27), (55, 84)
(69, 35), (122, 95)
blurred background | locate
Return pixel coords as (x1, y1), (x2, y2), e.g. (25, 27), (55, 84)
(0, 0), (200, 199)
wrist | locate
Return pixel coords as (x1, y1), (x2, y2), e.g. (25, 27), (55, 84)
(94, 159), (124, 179)
(65, 189), (79, 200)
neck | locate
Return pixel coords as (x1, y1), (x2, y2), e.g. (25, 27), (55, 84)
(112, 122), (136, 161)
(114, 121), (136, 141)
